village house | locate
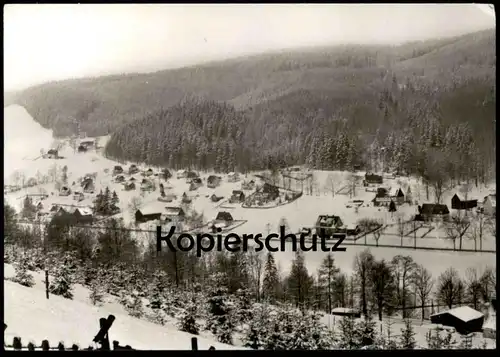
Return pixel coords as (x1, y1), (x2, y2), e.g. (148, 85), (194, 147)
(140, 179), (154, 191)
(129, 164), (139, 175)
(315, 215), (344, 237)
(144, 168), (154, 177)
(59, 186), (72, 196)
(389, 188), (405, 205)
(229, 190), (246, 204)
(241, 179), (256, 190)
(177, 170), (187, 179)
(112, 165), (124, 176)
(123, 182), (136, 191)
(181, 192), (193, 204)
(189, 178), (203, 191)
(44, 149), (59, 159)
(162, 207), (185, 223)
(483, 194), (496, 216)
(415, 204), (450, 222)
(430, 306), (484, 335)
(73, 191), (84, 202)
(372, 188), (392, 207)
(77, 144), (88, 153)
(81, 178), (95, 193)
(115, 175), (126, 183)
(207, 175), (222, 188)
(215, 211), (234, 227)
(451, 193), (478, 210)
(363, 173), (383, 186)
(135, 206), (163, 224)
(73, 207), (93, 224)
(228, 172), (241, 183)
(211, 194), (223, 203)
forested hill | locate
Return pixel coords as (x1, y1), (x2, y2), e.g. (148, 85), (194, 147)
(10, 29), (495, 138)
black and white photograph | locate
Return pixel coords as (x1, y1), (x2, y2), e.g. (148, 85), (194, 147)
(3, 3), (496, 350)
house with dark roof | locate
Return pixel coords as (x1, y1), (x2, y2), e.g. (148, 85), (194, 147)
(372, 187), (392, 207)
(363, 173), (383, 186)
(215, 211), (233, 223)
(451, 193), (478, 210)
(115, 175), (125, 183)
(315, 215), (344, 237)
(207, 175), (222, 188)
(430, 306), (484, 334)
(416, 204), (450, 222)
(124, 182), (136, 191)
(229, 190), (246, 203)
(112, 165), (124, 176)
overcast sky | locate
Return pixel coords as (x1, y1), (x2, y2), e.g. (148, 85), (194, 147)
(4, 4), (495, 92)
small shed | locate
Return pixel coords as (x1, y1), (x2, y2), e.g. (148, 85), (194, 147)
(451, 194), (478, 210)
(430, 306), (484, 334)
(229, 190), (246, 204)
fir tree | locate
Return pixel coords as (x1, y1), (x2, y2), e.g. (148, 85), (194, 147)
(147, 270), (167, 310)
(125, 291), (144, 318)
(337, 316), (360, 349)
(206, 285), (234, 345)
(89, 278), (105, 306)
(399, 319), (416, 349)
(49, 262), (74, 299)
(12, 256), (35, 287)
(111, 191), (119, 210)
(178, 299), (199, 335)
(262, 253), (280, 302)
(357, 314), (377, 347)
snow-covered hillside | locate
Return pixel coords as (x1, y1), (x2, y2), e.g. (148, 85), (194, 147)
(4, 278), (239, 350)
(4, 105), (55, 179)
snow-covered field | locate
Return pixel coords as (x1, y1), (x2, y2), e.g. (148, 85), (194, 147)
(3, 104), (496, 279)
(3, 265), (241, 350)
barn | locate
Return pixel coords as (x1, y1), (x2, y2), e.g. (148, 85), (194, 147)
(451, 193), (478, 210)
(430, 306), (484, 334)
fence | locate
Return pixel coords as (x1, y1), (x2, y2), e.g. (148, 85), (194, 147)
(4, 317), (216, 351)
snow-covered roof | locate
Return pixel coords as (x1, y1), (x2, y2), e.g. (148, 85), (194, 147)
(165, 207), (183, 216)
(431, 306), (484, 322)
(177, 170), (186, 174)
(228, 172), (236, 176)
(76, 207), (93, 216)
(138, 203), (165, 216)
(454, 193), (465, 201)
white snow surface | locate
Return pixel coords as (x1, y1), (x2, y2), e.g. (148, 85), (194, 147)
(4, 105), (55, 179)
(3, 279), (241, 350)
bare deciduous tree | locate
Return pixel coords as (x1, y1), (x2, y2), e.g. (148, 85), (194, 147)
(128, 196), (143, 217)
(465, 268), (483, 310)
(436, 267), (464, 309)
(466, 212), (487, 252)
(369, 258), (395, 321)
(396, 214), (407, 246)
(248, 249), (265, 301)
(324, 173), (337, 197)
(391, 255), (417, 318)
(412, 264), (434, 321)
(444, 214), (469, 250)
(354, 249), (374, 317)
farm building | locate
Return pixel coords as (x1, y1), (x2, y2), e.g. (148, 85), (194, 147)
(123, 182), (136, 191)
(451, 194), (478, 210)
(331, 308), (361, 318)
(128, 164), (139, 175)
(363, 173), (383, 186)
(389, 188), (405, 205)
(112, 166), (124, 175)
(416, 204), (450, 222)
(81, 178), (95, 193)
(315, 215), (344, 237)
(163, 207), (185, 223)
(211, 194), (223, 202)
(135, 207), (163, 223)
(73, 207), (93, 223)
(241, 179), (255, 190)
(430, 306), (484, 334)
(483, 194), (496, 216)
(115, 175), (125, 183)
(207, 175), (222, 188)
(140, 179), (154, 191)
(215, 211), (233, 225)
(229, 190), (246, 204)
(45, 149), (59, 159)
(73, 192), (84, 202)
(227, 172), (240, 182)
(59, 186), (72, 196)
